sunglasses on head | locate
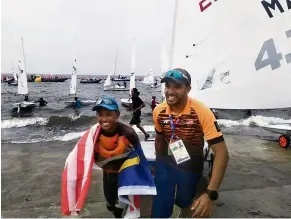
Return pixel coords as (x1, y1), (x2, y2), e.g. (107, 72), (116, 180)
(164, 70), (189, 81)
(96, 98), (116, 106)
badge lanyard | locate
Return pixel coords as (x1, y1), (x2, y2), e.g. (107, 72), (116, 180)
(169, 115), (180, 141)
(168, 114), (190, 164)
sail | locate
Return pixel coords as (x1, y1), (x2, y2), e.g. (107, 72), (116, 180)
(195, 0), (291, 109)
(12, 65), (18, 82)
(104, 64), (114, 88)
(171, 0), (218, 93)
(172, 0), (291, 109)
(17, 60), (28, 95)
(69, 59), (77, 95)
(143, 68), (155, 84)
(129, 39), (136, 94)
(17, 37), (28, 95)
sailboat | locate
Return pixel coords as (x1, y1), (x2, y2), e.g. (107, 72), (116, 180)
(104, 50), (129, 91)
(171, 0), (291, 110)
(142, 68), (155, 85)
(63, 59), (96, 107)
(120, 39), (136, 107)
(7, 63), (18, 86)
(110, 48), (130, 82)
(11, 37), (36, 116)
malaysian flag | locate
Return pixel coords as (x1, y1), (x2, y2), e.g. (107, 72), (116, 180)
(61, 124), (156, 218)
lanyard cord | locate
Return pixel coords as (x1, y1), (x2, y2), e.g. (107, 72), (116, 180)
(169, 115), (180, 140)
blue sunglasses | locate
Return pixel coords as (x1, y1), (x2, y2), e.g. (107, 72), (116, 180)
(96, 98), (116, 105)
(164, 70), (189, 81)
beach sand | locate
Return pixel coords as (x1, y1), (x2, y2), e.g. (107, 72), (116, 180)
(2, 134), (291, 218)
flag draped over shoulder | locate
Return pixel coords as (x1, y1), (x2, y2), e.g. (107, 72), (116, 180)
(61, 124), (156, 218)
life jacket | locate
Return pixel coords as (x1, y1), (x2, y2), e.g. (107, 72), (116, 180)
(94, 133), (133, 172)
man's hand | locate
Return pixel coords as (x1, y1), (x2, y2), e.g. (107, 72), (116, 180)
(191, 193), (213, 218)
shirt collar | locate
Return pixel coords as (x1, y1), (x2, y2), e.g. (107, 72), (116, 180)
(166, 97), (191, 116)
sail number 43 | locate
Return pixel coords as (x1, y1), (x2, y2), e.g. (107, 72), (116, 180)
(255, 29), (291, 71)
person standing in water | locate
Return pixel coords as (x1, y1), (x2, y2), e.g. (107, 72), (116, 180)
(72, 97), (82, 116)
(129, 88), (150, 140)
(24, 95), (29, 101)
(37, 97), (48, 107)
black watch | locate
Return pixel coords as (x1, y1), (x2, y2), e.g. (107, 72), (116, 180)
(206, 190), (219, 201)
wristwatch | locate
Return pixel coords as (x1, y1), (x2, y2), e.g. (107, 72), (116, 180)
(206, 189), (219, 201)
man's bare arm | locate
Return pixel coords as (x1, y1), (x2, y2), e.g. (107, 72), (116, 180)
(208, 141), (229, 190)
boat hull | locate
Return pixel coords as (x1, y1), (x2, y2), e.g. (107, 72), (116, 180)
(80, 79), (102, 84)
(262, 124), (291, 136)
(11, 101), (37, 117)
(64, 100), (96, 107)
(40, 78), (68, 82)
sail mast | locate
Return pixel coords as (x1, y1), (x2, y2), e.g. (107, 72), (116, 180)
(114, 48), (119, 75)
(18, 36), (29, 95)
(169, 0), (178, 69)
(21, 36), (27, 72)
(129, 39), (136, 95)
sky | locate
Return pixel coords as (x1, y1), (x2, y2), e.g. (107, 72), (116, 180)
(1, 0), (175, 75)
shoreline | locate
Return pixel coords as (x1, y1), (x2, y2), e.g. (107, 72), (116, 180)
(1, 134), (291, 217)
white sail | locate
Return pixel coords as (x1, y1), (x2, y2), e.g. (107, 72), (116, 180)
(143, 68), (155, 84)
(195, 0), (291, 109)
(129, 39), (136, 94)
(172, 0), (291, 109)
(69, 59), (77, 95)
(17, 37), (28, 95)
(104, 64), (114, 88)
(12, 65), (18, 82)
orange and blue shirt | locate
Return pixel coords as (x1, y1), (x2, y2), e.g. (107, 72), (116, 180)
(153, 97), (224, 172)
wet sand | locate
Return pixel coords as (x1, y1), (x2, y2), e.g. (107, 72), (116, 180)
(1, 135), (291, 218)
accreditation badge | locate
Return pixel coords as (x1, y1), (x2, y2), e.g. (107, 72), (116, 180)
(168, 139), (190, 165)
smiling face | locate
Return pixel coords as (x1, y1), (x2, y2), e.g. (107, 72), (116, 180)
(96, 108), (120, 132)
(164, 80), (191, 107)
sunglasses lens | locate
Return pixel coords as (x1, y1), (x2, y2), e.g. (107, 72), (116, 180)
(166, 70), (183, 79)
(165, 70), (189, 83)
(97, 98), (115, 105)
(105, 99), (113, 105)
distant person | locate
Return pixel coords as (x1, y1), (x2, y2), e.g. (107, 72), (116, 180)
(129, 88), (150, 140)
(37, 97), (48, 107)
(246, 109), (252, 117)
(72, 97), (82, 116)
(123, 81), (127, 88)
(151, 96), (159, 111)
(24, 95), (29, 101)
(72, 97), (82, 109)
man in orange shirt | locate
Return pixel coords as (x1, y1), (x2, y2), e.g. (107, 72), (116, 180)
(151, 68), (229, 218)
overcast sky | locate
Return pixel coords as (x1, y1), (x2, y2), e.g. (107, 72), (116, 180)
(1, 0), (175, 75)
